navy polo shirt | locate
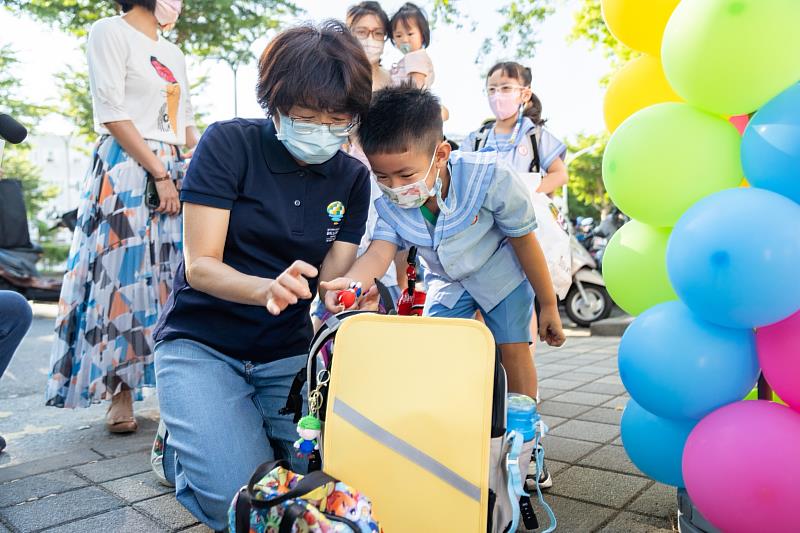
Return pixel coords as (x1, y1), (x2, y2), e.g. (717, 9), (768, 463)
(153, 118), (370, 362)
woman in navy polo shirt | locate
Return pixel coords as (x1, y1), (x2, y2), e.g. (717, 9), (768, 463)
(150, 22), (372, 530)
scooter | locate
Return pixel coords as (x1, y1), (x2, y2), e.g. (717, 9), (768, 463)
(0, 114), (64, 302)
(562, 232), (613, 328)
(590, 208), (627, 269)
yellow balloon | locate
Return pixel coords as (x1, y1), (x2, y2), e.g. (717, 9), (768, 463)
(601, 0), (681, 56)
(604, 55), (682, 132)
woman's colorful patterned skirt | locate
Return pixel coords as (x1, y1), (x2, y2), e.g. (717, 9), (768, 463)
(46, 136), (183, 408)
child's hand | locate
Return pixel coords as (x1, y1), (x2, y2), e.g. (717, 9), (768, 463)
(538, 304), (566, 347)
(320, 278), (355, 313)
(320, 278), (381, 313)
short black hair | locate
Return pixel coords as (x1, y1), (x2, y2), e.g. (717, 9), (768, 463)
(346, 1), (391, 37)
(358, 85), (443, 155)
(256, 20), (373, 119)
(115, 0), (156, 13)
(390, 2), (430, 48)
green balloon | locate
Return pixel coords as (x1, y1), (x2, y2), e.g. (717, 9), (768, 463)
(662, 0), (800, 116)
(603, 220), (677, 316)
(602, 103), (742, 228)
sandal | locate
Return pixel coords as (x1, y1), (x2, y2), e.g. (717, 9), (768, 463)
(106, 389), (138, 434)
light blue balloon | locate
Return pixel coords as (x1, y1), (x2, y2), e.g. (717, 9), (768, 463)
(667, 187), (800, 328)
(621, 399), (697, 487)
(618, 301), (759, 420)
(742, 83), (800, 204)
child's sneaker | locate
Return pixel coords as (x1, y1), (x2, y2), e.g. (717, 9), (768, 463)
(151, 419), (174, 487)
(526, 444), (553, 490)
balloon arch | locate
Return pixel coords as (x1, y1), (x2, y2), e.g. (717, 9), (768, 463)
(598, 0), (800, 531)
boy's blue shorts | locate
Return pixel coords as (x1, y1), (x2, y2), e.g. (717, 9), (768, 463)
(426, 281), (534, 344)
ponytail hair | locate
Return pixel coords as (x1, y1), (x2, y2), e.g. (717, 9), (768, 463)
(487, 61), (546, 125)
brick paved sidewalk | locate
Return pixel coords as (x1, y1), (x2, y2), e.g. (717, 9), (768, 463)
(0, 334), (676, 533)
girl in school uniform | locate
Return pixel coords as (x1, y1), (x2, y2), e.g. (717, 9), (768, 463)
(464, 61), (568, 194)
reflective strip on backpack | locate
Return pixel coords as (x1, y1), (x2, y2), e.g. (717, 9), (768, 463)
(332, 398), (481, 502)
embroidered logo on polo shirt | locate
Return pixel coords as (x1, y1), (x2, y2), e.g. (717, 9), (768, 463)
(327, 201), (345, 224)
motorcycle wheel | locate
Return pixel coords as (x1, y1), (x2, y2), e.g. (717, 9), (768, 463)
(564, 283), (613, 328)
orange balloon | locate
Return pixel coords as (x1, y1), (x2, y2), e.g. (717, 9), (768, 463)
(602, 0), (681, 56)
(604, 55), (682, 132)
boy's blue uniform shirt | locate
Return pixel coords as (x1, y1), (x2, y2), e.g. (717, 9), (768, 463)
(372, 150), (538, 312)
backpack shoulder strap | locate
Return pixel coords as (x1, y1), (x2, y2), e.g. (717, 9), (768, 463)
(474, 120), (496, 151)
(528, 125), (542, 174)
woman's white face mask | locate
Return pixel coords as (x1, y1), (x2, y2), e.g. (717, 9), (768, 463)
(155, 0), (182, 30)
(359, 38), (385, 64)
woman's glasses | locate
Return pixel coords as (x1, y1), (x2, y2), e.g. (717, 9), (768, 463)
(287, 116), (356, 137)
(351, 27), (387, 41)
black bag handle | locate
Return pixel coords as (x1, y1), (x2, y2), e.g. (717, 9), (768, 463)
(234, 487), (252, 533)
(249, 470), (339, 510)
(528, 126), (542, 174)
(278, 503), (311, 533)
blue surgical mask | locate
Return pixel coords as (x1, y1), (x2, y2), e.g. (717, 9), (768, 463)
(274, 113), (343, 165)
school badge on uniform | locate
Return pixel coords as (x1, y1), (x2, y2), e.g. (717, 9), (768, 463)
(326, 201), (345, 224)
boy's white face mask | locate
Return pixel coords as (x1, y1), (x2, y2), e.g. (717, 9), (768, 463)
(377, 145), (453, 215)
(377, 149), (438, 209)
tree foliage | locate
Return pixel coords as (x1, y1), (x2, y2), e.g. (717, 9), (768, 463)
(2, 0), (298, 66)
(568, 0), (638, 81)
(431, 0), (553, 62)
(0, 45), (55, 218)
(566, 132), (610, 217)
(55, 66), (94, 140)
(0, 44), (52, 131)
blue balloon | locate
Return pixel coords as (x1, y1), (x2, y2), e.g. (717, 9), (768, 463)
(621, 399), (697, 487)
(667, 187), (800, 328)
(742, 83), (800, 204)
(618, 301), (759, 420)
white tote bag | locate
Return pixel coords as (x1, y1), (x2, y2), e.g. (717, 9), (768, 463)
(519, 172), (572, 300)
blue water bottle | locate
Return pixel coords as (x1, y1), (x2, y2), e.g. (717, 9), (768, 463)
(506, 393), (539, 442)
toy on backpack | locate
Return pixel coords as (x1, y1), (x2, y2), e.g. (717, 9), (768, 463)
(294, 414), (321, 458)
(396, 246), (426, 316)
(336, 281), (363, 310)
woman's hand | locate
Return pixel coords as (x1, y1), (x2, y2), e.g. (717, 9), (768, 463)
(538, 303), (566, 347)
(265, 260), (319, 315)
(155, 178), (181, 215)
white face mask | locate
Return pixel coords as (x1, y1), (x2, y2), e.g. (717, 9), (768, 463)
(359, 38), (385, 64)
(377, 146), (452, 215)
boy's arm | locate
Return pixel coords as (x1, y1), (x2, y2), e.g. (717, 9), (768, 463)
(317, 241), (359, 301)
(319, 239), (398, 312)
(509, 232), (566, 346)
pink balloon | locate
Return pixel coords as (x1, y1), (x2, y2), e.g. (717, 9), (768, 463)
(729, 114), (749, 135)
(683, 401), (800, 532)
(758, 310), (800, 411)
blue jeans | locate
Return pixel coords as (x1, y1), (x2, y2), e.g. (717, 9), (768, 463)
(0, 291), (32, 381)
(154, 338), (308, 531)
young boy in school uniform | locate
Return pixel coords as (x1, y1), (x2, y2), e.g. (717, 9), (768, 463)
(322, 84), (565, 455)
